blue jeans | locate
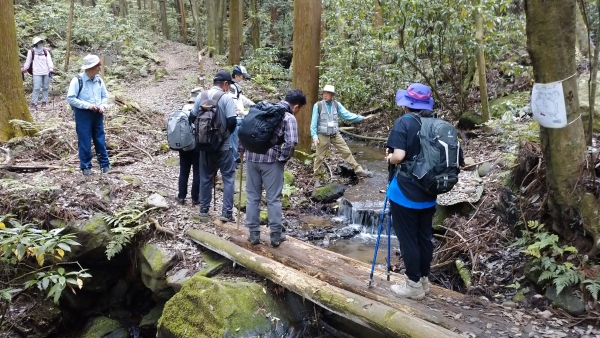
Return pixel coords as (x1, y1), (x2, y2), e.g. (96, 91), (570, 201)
(229, 118), (243, 162)
(198, 149), (235, 214)
(74, 107), (110, 170)
(32, 75), (50, 104)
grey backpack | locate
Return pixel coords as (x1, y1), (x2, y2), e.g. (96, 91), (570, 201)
(398, 114), (461, 195)
(166, 110), (196, 151)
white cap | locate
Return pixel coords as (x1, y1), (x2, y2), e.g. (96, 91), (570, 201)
(322, 85), (336, 94)
(32, 37), (43, 46)
(81, 55), (101, 70)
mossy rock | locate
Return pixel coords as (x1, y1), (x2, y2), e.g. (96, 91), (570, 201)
(81, 316), (127, 338)
(198, 251), (230, 277)
(140, 303), (165, 329)
(121, 175), (142, 187)
(293, 149), (315, 165)
(64, 213), (113, 263)
(260, 210), (269, 225)
(139, 243), (181, 278)
(283, 171), (295, 185)
(165, 157), (180, 167)
(457, 111), (484, 130)
(489, 92), (530, 118)
(154, 67), (168, 81)
(157, 275), (289, 338)
(311, 183), (347, 203)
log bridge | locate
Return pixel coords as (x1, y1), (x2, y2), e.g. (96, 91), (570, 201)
(187, 221), (517, 338)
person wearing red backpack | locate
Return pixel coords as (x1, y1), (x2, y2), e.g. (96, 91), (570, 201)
(21, 37), (54, 111)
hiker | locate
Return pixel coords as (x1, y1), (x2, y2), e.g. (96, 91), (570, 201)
(66, 55), (110, 176)
(229, 65), (255, 164)
(239, 89), (307, 247)
(21, 37), (54, 110)
(310, 85), (373, 187)
(189, 70), (237, 222)
(176, 90), (201, 206)
(385, 83), (464, 300)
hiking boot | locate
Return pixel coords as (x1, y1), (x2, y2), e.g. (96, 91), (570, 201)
(420, 276), (430, 295)
(390, 276), (425, 300)
(101, 167), (110, 174)
(199, 208), (209, 222)
(30, 103), (37, 111)
(219, 212), (235, 223)
(270, 233), (286, 247)
(248, 231), (261, 245)
(176, 198), (185, 205)
(356, 169), (373, 178)
(192, 199), (200, 206)
(41, 102), (47, 110)
(82, 168), (93, 176)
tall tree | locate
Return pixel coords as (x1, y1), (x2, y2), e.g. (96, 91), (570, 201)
(270, 5), (278, 45)
(159, 0), (169, 39)
(0, 1), (34, 141)
(228, 0), (243, 65)
(216, 0), (227, 54)
(525, 0), (589, 236)
(150, 0), (156, 32)
(374, 0), (383, 27)
(178, 0), (188, 42)
(120, 0), (128, 17)
(191, 0), (203, 50)
(475, 2), (489, 122)
(64, 0), (75, 70)
(206, 0), (217, 56)
(137, 0), (141, 10)
(249, 0), (260, 50)
(292, 0), (322, 151)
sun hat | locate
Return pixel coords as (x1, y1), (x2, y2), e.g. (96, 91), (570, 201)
(31, 37), (44, 46)
(188, 87), (202, 103)
(81, 54), (101, 70)
(214, 70), (233, 83)
(395, 83), (434, 111)
(232, 65), (251, 79)
(322, 85), (336, 94)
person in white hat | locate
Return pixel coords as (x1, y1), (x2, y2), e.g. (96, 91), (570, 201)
(21, 37), (54, 110)
(66, 55), (111, 176)
(310, 84), (373, 186)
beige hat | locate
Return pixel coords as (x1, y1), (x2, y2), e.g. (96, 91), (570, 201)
(322, 85), (336, 94)
(81, 54), (101, 70)
(188, 87), (203, 103)
(31, 37), (44, 46)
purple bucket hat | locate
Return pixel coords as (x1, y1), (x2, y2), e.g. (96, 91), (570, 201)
(395, 83), (434, 111)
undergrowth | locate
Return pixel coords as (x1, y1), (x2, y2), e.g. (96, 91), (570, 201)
(103, 205), (157, 260)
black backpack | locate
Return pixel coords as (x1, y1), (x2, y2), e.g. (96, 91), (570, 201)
(238, 101), (287, 154)
(194, 91), (226, 152)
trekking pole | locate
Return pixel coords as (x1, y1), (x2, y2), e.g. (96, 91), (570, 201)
(368, 196), (388, 287)
(213, 175), (216, 212)
(237, 154), (244, 230)
(386, 163), (395, 282)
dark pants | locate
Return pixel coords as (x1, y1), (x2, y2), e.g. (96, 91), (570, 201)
(178, 150), (200, 201)
(390, 201), (436, 283)
(198, 149), (235, 214)
(74, 107), (110, 170)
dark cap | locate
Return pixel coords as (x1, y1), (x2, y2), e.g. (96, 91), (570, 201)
(214, 70), (233, 83)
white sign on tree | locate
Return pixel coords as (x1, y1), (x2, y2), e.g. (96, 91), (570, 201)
(531, 82), (567, 128)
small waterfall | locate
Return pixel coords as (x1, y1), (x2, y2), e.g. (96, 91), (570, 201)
(336, 198), (394, 236)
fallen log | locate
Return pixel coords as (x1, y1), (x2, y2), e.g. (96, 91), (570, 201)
(339, 128), (387, 142)
(0, 164), (63, 172)
(187, 229), (461, 338)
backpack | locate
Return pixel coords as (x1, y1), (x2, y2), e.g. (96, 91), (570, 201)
(166, 110), (196, 151)
(238, 101), (287, 154)
(194, 90), (226, 152)
(398, 114), (461, 195)
(27, 48), (48, 75)
(229, 82), (241, 100)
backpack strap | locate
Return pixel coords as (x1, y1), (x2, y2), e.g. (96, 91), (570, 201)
(30, 48), (35, 62)
(232, 83), (241, 100)
(76, 75), (84, 99)
(317, 101), (323, 116)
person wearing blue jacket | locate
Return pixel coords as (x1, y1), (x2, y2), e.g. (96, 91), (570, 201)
(310, 85), (373, 187)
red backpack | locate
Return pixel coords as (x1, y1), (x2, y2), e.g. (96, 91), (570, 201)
(26, 48), (48, 75)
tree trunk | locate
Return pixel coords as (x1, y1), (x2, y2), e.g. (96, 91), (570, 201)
(187, 229), (461, 338)
(270, 5), (278, 45)
(525, 0), (586, 236)
(250, 0), (259, 50)
(137, 0), (141, 10)
(191, 0), (203, 50)
(159, 0), (169, 39)
(216, 0), (226, 55)
(0, 1), (34, 141)
(586, 0), (600, 145)
(206, 0), (216, 57)
(228, 0), (242, 65)
(374, 0), (383, 27)
(64, 0), (75, 71)
(292, 0), (321, 151)
(120, 0), (128, 17)
(475, 5), (489, 122)
(178, 0), (187, 43)
(149, 0), (156, 32)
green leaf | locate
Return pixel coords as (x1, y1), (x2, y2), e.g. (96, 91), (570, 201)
(57, 267), (65, 275)
(57, 242), (71, 252)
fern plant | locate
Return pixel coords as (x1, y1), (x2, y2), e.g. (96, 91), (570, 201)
(583, 278), (600, 301)
(103, 206), (157, 260)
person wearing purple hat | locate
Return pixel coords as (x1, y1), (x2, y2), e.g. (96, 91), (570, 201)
(385, 83), (464, 300)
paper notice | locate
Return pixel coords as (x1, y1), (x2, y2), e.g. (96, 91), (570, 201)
(531, 82), (567, 128)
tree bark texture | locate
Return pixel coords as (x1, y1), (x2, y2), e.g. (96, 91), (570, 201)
(250, 0), (260, 50)
(586, 0), (600, 145)
(120, 0), (128, 17)
(292, 0), (322, 151)
(0, 1), (33, 141)
(206, 0), (217, 56)
(228, 0), (243, 65)
(525, 0), (586, 236)
(137, 0), (141, 10)
(475, 6), (489, 122)
(191, 0), (202, 50)
(374, 0), (383, 27)
(178, 0), (187, 43)
(159, 0), (169, 39)
(64, 0), (75, 71)
(187, 229), (462, 338)
(270, 5), (278, 45)
(216, 0), (226, 55)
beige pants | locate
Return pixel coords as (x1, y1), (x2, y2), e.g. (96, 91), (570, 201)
(313, 133), (362, 178)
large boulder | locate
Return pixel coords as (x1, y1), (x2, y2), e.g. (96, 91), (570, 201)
(138, 243), (181, 300)
(80, 316), (128, 338)
(577, 76), (600, 132)
(489, 92), (530, 118)
(157, 275), (290, 338)
(64, 213), (113, 263)
(311, 183), (347, 203)
(457, 111), (484, 130)
(546, 286), (586, 317)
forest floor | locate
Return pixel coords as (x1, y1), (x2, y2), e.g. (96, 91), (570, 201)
(2, 39), (600, 337)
